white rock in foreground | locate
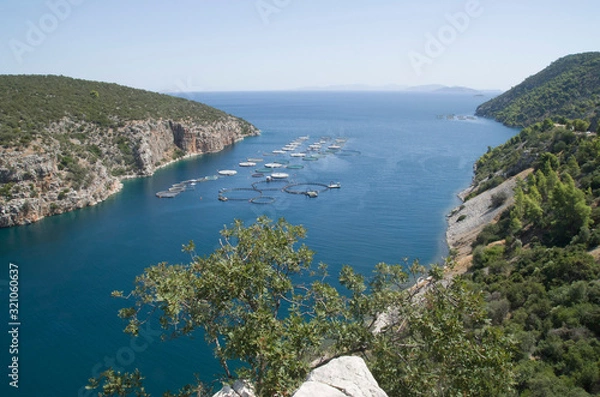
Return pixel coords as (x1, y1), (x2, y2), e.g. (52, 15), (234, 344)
(211, 356), (387, 397)
(212, 380), (255, 397)
(293, 356), (388, 397)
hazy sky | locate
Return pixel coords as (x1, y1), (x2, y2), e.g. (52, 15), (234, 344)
(1, 0), (598, 92)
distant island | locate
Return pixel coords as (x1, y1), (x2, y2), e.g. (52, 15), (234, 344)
(0, 75), (259, 228)
(294, 83), (500, 95)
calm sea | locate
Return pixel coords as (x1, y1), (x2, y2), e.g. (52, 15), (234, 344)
(0, 92), (516, 396)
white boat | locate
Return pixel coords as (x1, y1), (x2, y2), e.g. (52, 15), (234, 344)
(328, 182), (341, 189)
(271, 172), (289, 179)
(239, 162), (256, 167)
(328, 145), (342, 150)
(264, 163), (283, 168)
(218, 170), (237, 176)
(290, 153), (307, 157)
(247, 157), (263, 162)
(272, 150), (286, 154)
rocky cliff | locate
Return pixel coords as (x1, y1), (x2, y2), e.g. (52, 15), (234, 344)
(0, 116), (258, 227)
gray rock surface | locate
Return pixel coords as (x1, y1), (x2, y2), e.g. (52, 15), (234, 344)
(0, 117), (259, 227)
(212, 380), (255, 397)
(293, 356), (388, 397)
(446, 168), (533, 257)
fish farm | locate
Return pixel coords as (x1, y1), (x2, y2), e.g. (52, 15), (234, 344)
(155, 135), (359, 204)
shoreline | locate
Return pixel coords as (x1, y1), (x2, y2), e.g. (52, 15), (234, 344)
(444, 168), (534, 276)
(0, 135), (256, 229)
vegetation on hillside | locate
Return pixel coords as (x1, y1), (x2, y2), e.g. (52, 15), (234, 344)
(462, 124), (600, 395)
(476, 52), (600, 128)
(466, 118), (600, 201)
(0, 75), (255, 147)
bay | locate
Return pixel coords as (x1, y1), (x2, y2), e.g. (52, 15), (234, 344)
(0, 91), (517, 396)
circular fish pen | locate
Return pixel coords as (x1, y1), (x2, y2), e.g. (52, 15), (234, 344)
(255, 167), (272, 174)
(250, 196), (276, 205)
(252, 179), (288, 192)
(286, 164), (304, 170)
(283, 182), (330, 195)
(218, 188), (261, 202)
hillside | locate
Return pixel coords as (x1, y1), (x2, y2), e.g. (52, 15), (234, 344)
(0, 75), (259, 227)
(475, 52), (600, 128)
(447, 55), (600, 396)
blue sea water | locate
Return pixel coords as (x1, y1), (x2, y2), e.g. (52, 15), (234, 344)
(0, 92), (517, 396)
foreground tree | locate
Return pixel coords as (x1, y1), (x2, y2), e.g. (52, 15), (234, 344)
(90, 217), (514, 396)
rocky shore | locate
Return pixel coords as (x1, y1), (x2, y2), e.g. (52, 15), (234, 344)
(445, 168), (533, 275)
(0, 117), (259, 228)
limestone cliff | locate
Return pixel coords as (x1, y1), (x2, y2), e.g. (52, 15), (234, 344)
(0, 116), (259, 228)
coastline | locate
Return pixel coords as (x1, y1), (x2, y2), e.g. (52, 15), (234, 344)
(444, 168), (534, 276)
(0, 132), (257, 228)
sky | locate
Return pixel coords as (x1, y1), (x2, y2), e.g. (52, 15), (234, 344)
(0, 0), (598, 93)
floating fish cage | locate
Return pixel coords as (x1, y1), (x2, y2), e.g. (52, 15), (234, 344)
(250, 196), (276, 205)
(283, 182), (330, 195)
(286, 164), (304, 170)
(252, 179), (288, 192)
(218, 188), (261, 201)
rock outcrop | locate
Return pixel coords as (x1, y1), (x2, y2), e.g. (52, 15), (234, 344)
(445, 168), (533, 275)
(210, 356), (387, 397)
(293, 356), (388, 397)
(0, 117), (259, 228)
(212, 380), (256, 397)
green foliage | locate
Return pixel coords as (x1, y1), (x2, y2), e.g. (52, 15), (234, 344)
(94, 217), (514, 396)
(0, 182), (14, 199)
(511, 166), (591, 246)
(0, 75), (256, 147)
(113, 217), (388, 395)
(86, 369), (149, 397)
(476, 52), (600, 127)
(370, 280), (515, 397)
(467, 223), (600, 396)
(172, 148), (185, 160)
(491, 191), (509, 208)
(464, 53), (600, 396)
